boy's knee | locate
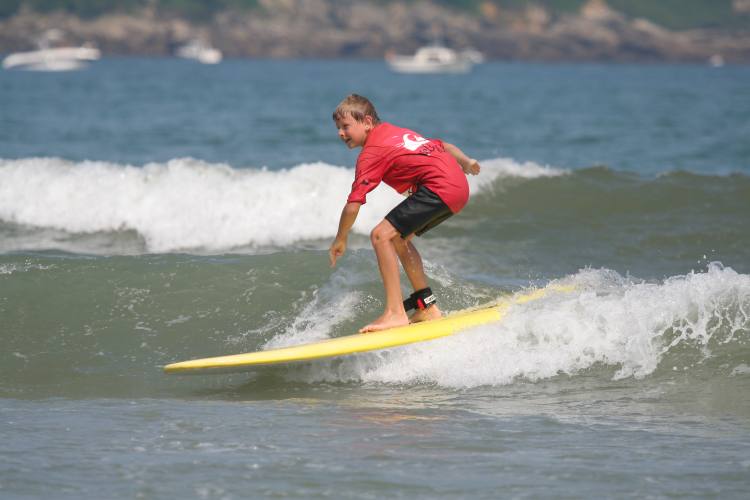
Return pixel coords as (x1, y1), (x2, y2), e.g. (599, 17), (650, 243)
(370, 226), (386, 246)
(370, 221), (398, 246)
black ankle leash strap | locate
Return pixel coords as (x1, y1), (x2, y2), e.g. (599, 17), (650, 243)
(403, 287), (436, 311)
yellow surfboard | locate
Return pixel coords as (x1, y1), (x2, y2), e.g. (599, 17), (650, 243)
(164, 284), (573, 375)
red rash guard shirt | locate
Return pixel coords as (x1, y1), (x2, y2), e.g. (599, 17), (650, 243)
(346, 122), (469, 213)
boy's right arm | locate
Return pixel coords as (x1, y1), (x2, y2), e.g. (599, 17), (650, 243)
(329, 202), (361, 267)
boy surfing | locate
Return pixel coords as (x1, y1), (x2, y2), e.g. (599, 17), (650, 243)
(329, 94), (481, 333)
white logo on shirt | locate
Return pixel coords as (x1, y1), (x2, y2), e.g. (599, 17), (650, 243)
(400, 133), (429, 151)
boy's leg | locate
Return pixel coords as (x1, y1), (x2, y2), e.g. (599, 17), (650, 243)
(367, 185), (452, 330)
(360, 219), (410, 333)
(392, 237), (427, 290)
(392, 237), (442, 323)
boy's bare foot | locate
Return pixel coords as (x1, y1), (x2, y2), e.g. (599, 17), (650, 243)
(359, 311), (409, 333)
(409, 305), (442, 324)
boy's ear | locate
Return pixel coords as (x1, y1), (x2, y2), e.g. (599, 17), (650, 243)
(364, 115), (374, 129)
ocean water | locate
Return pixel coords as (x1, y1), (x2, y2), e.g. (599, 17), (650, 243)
(1, 58), (749, 499)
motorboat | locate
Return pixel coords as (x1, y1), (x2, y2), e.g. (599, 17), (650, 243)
(175, 39), (222, 64)
(386, 45), (479, 74)
(3, 46), (101, 71)
(2, 30), (100, 71)
(708, 54), (725, 67)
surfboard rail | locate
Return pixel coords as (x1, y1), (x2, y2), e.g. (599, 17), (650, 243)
(164, 284), (574, 375)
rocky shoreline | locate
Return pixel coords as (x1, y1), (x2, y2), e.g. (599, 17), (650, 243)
(1, 0), (749, 63)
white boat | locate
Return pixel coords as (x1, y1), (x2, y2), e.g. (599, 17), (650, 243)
(3, 36), (100, 71)
(708, 54), (725, 67)
(175, 40), (222, 64)
(386, 45), (479, 74)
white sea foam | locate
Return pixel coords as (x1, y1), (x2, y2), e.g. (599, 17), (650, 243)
(471, 156), (567, 185)
(0, 156), (563, 253)
(0, 262), (54, 275)
(259, 258), (379, 349)
(288, 264), (750, 388)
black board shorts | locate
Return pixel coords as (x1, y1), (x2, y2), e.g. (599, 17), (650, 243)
(385, 185), (454, 238)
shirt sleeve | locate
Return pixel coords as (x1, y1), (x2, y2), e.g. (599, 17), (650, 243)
(346, 147), (387, 205)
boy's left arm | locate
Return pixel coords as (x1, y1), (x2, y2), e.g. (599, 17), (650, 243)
(443, 142), (481, 175)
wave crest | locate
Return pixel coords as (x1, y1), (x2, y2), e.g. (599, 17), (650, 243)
(0, 156), (562, 253)
(288, 265), (750, 388)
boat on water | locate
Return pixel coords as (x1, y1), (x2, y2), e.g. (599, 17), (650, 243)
(386, 45), (481, 74)
(175, 39), (222, 64)
(708, 54), (725, 67)
(2, 30), (100, 71)
(3, 46), (101, 71)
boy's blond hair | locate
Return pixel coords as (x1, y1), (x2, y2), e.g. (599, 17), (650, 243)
(332, 94), (381, 124)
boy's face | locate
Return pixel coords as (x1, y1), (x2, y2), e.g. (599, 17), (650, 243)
(335, 114), (373, 149)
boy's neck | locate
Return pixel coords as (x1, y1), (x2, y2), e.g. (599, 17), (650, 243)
(363, 121), (381, 146)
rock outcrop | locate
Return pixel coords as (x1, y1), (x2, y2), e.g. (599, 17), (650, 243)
(1, 0), (749, 63)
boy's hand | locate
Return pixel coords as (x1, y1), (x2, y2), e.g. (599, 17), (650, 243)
(329, 238), (347, 267)
(329, 203), (359, 267)
(463, 158), (481, 175)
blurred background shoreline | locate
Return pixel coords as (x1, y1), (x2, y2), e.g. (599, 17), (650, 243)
(1, 0), (750, 64)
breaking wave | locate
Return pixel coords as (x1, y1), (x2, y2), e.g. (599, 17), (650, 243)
(0, 156), (564, 253)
